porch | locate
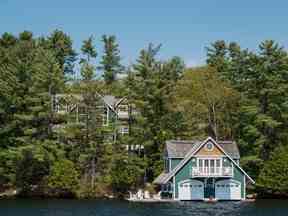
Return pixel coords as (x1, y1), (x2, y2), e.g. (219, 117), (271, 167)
(191, 158), (233, 178)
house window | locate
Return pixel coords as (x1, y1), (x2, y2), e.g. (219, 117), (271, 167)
(120, 127), (129, 135)
(163, 183), (173, 192)
(164, 159), (169, 172)
(205, 142), (214, 151)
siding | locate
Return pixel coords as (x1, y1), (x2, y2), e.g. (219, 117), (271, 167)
(174, 157), (197, 199)
(222, 157), (245, 198)
(232, 163), (245, 198)
(172, 156), (246, 199)
(170, 158), (182, 171)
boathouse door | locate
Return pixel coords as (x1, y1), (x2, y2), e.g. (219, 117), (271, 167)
(178, 180), (204, 200)
(204, 178), (215, 199)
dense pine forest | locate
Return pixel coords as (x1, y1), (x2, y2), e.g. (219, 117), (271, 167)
(1, 30), (288, 198)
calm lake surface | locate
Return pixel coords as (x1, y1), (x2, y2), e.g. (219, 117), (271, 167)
(0, 199), (287, 216)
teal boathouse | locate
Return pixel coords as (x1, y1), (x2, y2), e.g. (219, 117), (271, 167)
(153, 137), (255, 201)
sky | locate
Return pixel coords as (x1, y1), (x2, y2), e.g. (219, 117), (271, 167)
(1, 0), (288, 67)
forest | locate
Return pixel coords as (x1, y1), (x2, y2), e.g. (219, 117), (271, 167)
(0, 30), (288, 198)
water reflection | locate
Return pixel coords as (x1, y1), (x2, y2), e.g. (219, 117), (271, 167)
(0, 199), (287, 216)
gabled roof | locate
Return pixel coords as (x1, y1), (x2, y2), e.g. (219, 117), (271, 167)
(55, 93), (126, 113)
(103, 95), (118, 109)
(153, 172), (169, 184)
(166, 140), (240, 159)
(159, 137), (255, 185)
(103, 95), (127, 112)
(166, 140), (201, 158)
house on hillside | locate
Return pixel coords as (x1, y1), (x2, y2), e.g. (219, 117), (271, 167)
(52, 93), (135, 140)
(153, 137), (255, 201)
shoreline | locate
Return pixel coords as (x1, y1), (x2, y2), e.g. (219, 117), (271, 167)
(1, 189), (287, 201)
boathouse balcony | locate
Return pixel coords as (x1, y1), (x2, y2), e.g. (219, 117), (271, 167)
(191, 166), (233, 178)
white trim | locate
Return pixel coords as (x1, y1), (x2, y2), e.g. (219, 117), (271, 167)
(196, 155), (226, 158)
(243, 174), (246, 200)
(205, 141), (214, 151)
(106, 107), (109, 126)
(115, 96), (127, 108)
(193, 157), (232, 178)
(167, 157), (185, 159)
(215, 179), (242, 200)
(173, 176), (176, 200)
(162, 137), (255, 184)
(178, 179), (204, 200)
(169, 159), (172, 172)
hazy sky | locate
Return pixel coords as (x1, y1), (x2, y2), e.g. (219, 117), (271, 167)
(1, 0), (288, 67)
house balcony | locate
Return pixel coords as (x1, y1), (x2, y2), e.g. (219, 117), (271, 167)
(117, 111), (129, 119)
(191, 167), (233, 178)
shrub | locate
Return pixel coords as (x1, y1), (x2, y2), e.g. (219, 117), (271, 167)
(257, 146), (288, 197)
(47, 159), (79, 197)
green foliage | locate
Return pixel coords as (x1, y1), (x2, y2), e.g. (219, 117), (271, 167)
(240, 156), (263, 181)
(172, 66), (240, 140)
(127, 44), (185, 180)
(111, 153), (146, 193)
(207, 40), (288, 160)
(15, 140), (63, 195)
(100, 35), (123, 84)
(45, 29), (77, 75)
(47, 159), (79, 196)
(257, 146), (288, 197)
(1, 30), (288, 198)
(81, 36), (97, 61)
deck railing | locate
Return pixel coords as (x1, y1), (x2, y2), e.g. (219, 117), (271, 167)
(191, 167), (233, 177)
(117, 111), (129, 119)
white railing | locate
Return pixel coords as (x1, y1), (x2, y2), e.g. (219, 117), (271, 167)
(191, 167), (233, 177)
(117, 111), (129, 119)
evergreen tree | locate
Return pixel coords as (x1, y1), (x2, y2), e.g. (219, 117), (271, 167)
(45, 29), (77, 76)
(129, 44), (184, 180)
(207, 40), (288, 160)
(100, 35), (123, 84)
(81, 36), (97, 63)
(257, 146), (288, 197)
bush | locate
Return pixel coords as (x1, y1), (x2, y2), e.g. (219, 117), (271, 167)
(16, 148), (50, 196)
(111, 155), (146, 195)
(240, 155), (263, 181)
(257, 146), (288, 197)
(47, 159), (79, 197)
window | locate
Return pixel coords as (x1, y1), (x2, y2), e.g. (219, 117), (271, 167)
(120, 127), (129, 135)
(205, 142), (214, 151)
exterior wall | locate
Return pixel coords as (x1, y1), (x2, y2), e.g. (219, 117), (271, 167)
(222, 157), (232, 166)
(195, 143), (224, 157)
(172, 156), (246, 199)
(232, 164), (245, 199)
(170, 158), (182, 171)
(174, 157), (197, 199)
(221, 156), (245, 198)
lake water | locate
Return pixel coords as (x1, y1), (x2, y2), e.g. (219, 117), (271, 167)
(0, 199), (287, 216)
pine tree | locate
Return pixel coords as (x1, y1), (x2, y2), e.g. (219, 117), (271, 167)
(130, 44), (185, 181)
(45, 29), (77, 76)
(100, 35), (123, 84)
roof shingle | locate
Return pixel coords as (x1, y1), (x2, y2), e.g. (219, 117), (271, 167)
(166, 139), (240, 159)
